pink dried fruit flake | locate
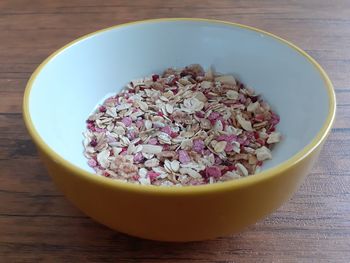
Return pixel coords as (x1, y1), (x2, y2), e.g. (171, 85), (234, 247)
(148, 138), (158, 145)
(152, 74), (160, 82)
(122, 117), (132, 127)
(95, 127), (106, 133)
(161, 126), (173, 136)
(99, 105), (107, 112)
(88, 158), (97, 167)
(193, 139), (205, 153)
(133, 152), (144, 163)
(224, 143), (234, 152)
(136, 120), (144, 128)
(208, 112), (221, 121)
(178, 150), (191, 164)
(147, 171), (160, 181)
(205, 166), (222, 179)
(89, 139), (98, 147)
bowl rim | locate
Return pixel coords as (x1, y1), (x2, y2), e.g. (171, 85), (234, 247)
(22, 18), (336, 195)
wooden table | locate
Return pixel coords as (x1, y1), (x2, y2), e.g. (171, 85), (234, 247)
(1, 0), (349, 262)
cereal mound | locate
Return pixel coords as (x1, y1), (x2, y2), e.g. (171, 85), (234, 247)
(83, 64), (281, 186)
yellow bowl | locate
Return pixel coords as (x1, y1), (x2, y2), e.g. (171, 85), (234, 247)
(23, 18), (336, 241)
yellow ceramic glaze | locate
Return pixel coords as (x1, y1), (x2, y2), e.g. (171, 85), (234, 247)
(23, 18), (336, 241)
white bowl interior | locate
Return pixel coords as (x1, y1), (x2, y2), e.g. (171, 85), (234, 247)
(28, 20), (329, 173)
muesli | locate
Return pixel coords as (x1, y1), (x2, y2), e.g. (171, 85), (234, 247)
(83, 64), (281, 186)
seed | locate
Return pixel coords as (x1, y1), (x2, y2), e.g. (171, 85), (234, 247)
(141, 144), (163, 154)
(236, 114), (253, 131)
(170, 160), (180, 172)
(144, 120), (152, 130)
(179, 167), (202, 178)
(236, 163), (248, 177)
(255, 146), (272, 161)
(267, 132), (281, 144)
(165, 103), (174, 114)
(247, 101), (260, 112)
(226, 90), (239, 100)
(144, 158), (160, 168)
(215, 75), (236, 85)
(214, 141), (227, 153)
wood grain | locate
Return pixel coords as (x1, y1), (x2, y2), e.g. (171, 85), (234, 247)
(0, 0), (349, 262)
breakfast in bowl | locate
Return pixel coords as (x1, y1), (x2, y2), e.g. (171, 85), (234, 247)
(23, 19), (335, 241)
